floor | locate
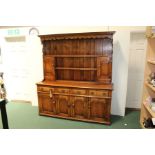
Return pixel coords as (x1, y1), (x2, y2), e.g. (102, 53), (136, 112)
(0, 102), (141, 129)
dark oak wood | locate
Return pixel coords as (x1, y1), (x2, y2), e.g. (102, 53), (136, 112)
(43, 56), (55, 81)
(37, 81), (113, 90)
(39, 31), (115, 41)
(89, 98), (111, 123)
(37, 31), (115, 124)
(38, 92), (56, 115)
(55, 67), (97, 70)
(55, 94), (71, 117)
(50, 55), (103, 57)
(70, 96), (88, 119)
(97, 56), (112, 83)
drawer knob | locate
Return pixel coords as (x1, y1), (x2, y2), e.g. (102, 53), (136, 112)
(102, 93), (107, 96)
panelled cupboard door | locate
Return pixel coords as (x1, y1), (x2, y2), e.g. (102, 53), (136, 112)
(55, 95), (71, 117)
(43, 56), (55, 81)
(97, 56), (111, 83)
(70, 96), (88, 119)
(89, 98), (110, 123)
(38, 92), (56, 115)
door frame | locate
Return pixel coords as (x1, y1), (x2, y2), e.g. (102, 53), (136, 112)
(126, 31), (147, 109)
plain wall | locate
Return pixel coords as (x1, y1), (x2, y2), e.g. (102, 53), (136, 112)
(0, 26), (146, 116)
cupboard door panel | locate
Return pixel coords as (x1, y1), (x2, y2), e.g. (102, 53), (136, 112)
(38, 92), (56, 115)
(89, 98), (110, 122)
(97, 56), (111, 83)
(55, 95), (71, 117)
(71, 96), (88, 119)
(44, 56), (55, 81)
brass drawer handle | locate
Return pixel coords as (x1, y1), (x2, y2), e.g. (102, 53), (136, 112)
(102, 92), (108, 96)
(84, 103), (86, 108)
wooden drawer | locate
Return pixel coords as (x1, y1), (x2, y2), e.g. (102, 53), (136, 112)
(89, 90), (109, 97)
(55, 88), (69, 94)
(38, 86), (54, 92)
(70, 89), (86, 95)
(96, 90), (109, 97)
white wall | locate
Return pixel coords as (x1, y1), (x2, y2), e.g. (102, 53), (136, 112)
(26, 35), (43, 106)
(110, 27), (130, 116)
(0, 26), (146, 116)
(0, 27), (43, 105)
(110, 26), (145, 115)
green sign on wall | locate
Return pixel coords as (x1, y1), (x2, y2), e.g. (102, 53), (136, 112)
(8, 29), (20, 35)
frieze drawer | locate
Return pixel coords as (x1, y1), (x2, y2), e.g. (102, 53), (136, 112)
(38, 86), (54, 92)
(70, 89), (87, 95)
(54, 88), (69, 94)
(89, 90), (109, 97)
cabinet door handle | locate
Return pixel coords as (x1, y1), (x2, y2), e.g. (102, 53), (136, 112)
(49, 90), (53, 98)
(62, 90), (65, 93)
(84, 103), (86, 108)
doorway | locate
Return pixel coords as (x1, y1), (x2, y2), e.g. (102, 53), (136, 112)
(3, 36), (32, 102)
(126, 32), (147, 109)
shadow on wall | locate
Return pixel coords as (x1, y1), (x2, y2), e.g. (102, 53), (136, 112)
(111, 40), (127, 116)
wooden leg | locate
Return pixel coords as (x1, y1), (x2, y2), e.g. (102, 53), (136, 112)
(0, 101), (9, 129)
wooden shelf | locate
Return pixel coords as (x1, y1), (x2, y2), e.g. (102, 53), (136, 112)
(46, 55), (103, 57)
(55, 67), (97, 70)
(145, 82), (155, 92)
(141, 27), (155, 129)
(147, 59), (155, 65)
(143, 102), (155, 118)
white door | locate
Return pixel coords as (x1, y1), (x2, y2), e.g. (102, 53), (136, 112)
(126, 32), (147, 108)
(3, 36), (32, 101)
